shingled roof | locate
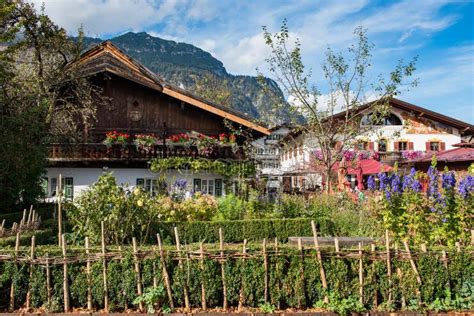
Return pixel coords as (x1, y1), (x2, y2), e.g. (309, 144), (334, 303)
(71, 41), (270, 135)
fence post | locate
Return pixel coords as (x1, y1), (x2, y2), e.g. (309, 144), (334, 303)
(219, 227), (228, 310)
(274, 237), (281, 310)
(263, 238), (268, 304)
(385, 230), (392, 304)
(403, 240), (422, 299)
(157, 233), (174, 309)
(9, 232), (20, 311)
(85, 237), (92, 311)
(199, 242), (207, 311)
(0, 219), (5, 235)
(26, 235), (36, 310)
(455, 241), (461, 252)
(174, 227), (190, 311)
(132, 237), (144, 312)
(334, 237), (340, 257)
(238, 239), (247, 311)
(371, 243), (377, 307)
(62, 234), (70, 312)
(358, 242), (363, 305)
(152, 246), (158, 289)
(471, 230), (474, 246)
(45, 253), (52, 306)
(394, 243), (406, 308)
(298, 237), (307, 309)
(58, 173), (63, 247)
(311, 221), (328, 303)
(101, 221), (108, 312)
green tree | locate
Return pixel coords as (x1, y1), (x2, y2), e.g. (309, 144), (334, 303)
(0, 0), (101, 211)
(261, 21), (418, 190)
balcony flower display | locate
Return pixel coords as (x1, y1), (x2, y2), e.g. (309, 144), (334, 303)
(167, 133), (191, 144)
(401, 150), (425, 161)
(134, 134), (158, 153)
(197, 133), (219, 156)
(103, 131), (130, 148)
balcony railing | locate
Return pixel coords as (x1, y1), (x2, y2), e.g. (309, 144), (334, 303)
(48, 143), (246, 161)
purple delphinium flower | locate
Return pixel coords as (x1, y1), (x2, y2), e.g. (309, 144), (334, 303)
(385, 190), (391, 200)
(173, 179), (187, 189)
(427, 166), (440, 198)
(367, 176), (376, 191)
(441, 171), (456, 190)
(458, 175), (474, 198)
(411, 179), (422, 192)
(391, 173), (402, 194)
(378, 173), (388, 191)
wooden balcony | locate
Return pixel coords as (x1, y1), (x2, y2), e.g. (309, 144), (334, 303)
(48, 143), (246, 162)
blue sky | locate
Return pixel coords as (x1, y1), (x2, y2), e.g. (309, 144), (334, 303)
(34, 0), (474, 123)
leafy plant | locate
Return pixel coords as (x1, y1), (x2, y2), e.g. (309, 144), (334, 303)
(259, 302), (276, 313)
(133, 285), (167, 313)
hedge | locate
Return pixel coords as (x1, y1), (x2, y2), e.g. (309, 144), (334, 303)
(0, 246), (472, 313)
(152, 218), (336, 244)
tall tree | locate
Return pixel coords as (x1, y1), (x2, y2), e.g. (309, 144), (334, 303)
(261, 21), (417, 191)
(0, 0), (101, 210)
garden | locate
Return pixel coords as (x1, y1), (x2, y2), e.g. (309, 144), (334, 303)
(0, 160), (472, 314)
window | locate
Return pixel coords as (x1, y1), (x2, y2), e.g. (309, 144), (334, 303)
(266, 134), (282, 140)
(398, 141), (408, 151)
(51, 178), (58, 197)
(378, 139), (387, 152)
(137, 178), (159, 195)
(357, 141), (369, 150)
(194, 178), (222, 196)
(64, 177), (74, 199)
(430, 142), (440, 152)
(361, 113), (402, 126)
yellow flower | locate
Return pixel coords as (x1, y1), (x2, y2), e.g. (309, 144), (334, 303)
(133, 188), (141, 196)
(137, 199), (143, 207)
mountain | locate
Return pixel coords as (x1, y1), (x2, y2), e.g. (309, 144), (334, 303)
(81, 32), (287, 124)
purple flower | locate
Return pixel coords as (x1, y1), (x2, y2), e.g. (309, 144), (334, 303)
(173, 179), (187, 189)
(441, 171), (456, 190)
(427, 166), (440, 198)
(378, 173), (388, 191)
(367, 176), (376, 190)
(391, 174), (402, 193)
(411, 180), (422, 192)
(441, 217), (447, 223)
(385, 190), (392, 200)
(458, 175), (474, 198)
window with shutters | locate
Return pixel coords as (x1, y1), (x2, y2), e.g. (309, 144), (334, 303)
(430, 142), (440, 151)
(194, 178), (221, 196)
(357, 141), (369, 150)
(136, 178), (158, 195)
(398, 141), (408, 151)
(51, 177), (58, 197)
(378, 139), (387, 152)
(64, 177), (73, 199)
(215, 179), (223, 197)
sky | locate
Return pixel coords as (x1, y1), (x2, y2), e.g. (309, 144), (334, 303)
(31, 0), (474, 124)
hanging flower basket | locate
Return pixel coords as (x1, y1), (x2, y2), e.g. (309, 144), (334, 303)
(103, 131), (130, 148)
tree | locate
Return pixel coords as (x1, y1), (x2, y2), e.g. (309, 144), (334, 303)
(0, 0), (101, 210)
(261, 21), (417, 191)
(191, 72), (232, 107)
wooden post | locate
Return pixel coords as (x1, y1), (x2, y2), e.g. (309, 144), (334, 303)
(371, 243), (377, 307)
(334, 237), (340, 257)
(219, 227), (228, 310)
(238, 239), (247, 311)
(0, 219), (5, 235)
(101, 221), (108, 312)
(298, 237), (307, 309)
(385, 230), (392, 304)
(441, 250), (448, 269)
(26, 207), (32, 228)
(174, 227), (190, 311)
(455, 241), (461, 252)
(274, 237), (281, 310)
(152, 246), (158, 289)
(85, 237), (92, 311)
(26, 235), (36, 310)
(45, 253), (52, 307)
(403, 241), (422, 287)
(9, 232), (20, 311)
(58, 174), (63, 247)
(21, 208), (27, 228)
(420, 243), (427, 253)
(394, 243), (406, 308)
(157, 233), (174, 309)
(311, 221), (328, 303)
(263, 238), (268, 304)
(62, 234), (70, 312)
(133, 237), (144, 312)
(471, 230), (474, 246)
(358, 242), (363, 305)
(199, 242), (207, 311)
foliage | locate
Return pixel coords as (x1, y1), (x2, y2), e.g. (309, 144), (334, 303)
(134, 134), (158, 152)
(149, 157), (256, 178)
(215, 194), (247, 220)
(260, 21), (417, 191)
(0, 1), (103, 210)
(0, 246), (471, 312)
(133, 285), (167, 313)
(369, 166), (473, 245)
(159, 192), (218, 222)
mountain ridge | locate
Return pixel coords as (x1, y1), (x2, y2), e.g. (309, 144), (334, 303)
(81, 32), (286, 124)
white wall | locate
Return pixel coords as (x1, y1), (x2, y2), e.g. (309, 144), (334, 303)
(45, 167), (226, 200)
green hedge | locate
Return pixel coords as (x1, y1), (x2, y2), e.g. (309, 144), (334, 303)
(0, 247), (472, 312)
(153, 218), (335, 244)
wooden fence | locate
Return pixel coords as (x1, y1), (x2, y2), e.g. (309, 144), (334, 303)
(0, 207), (41, 238)
(1, 221), (473, 313)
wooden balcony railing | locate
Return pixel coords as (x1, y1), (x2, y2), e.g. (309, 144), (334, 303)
(48, 143), (246, 161)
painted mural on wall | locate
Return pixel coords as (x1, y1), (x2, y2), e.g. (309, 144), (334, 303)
(401, 111), (453, 134)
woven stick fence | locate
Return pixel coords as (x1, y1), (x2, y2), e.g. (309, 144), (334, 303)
(1, 221), (473, 313)
(0, 206), (41, 238)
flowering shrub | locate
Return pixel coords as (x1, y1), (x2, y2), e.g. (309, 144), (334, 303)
(103, 131), (130, 147)
(134, 134), (157, 152)
(401, 150), (425, 160)
(167, 133), (190, 143)
(369, 164), (473, 245)
(159, 192), (217, 221)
